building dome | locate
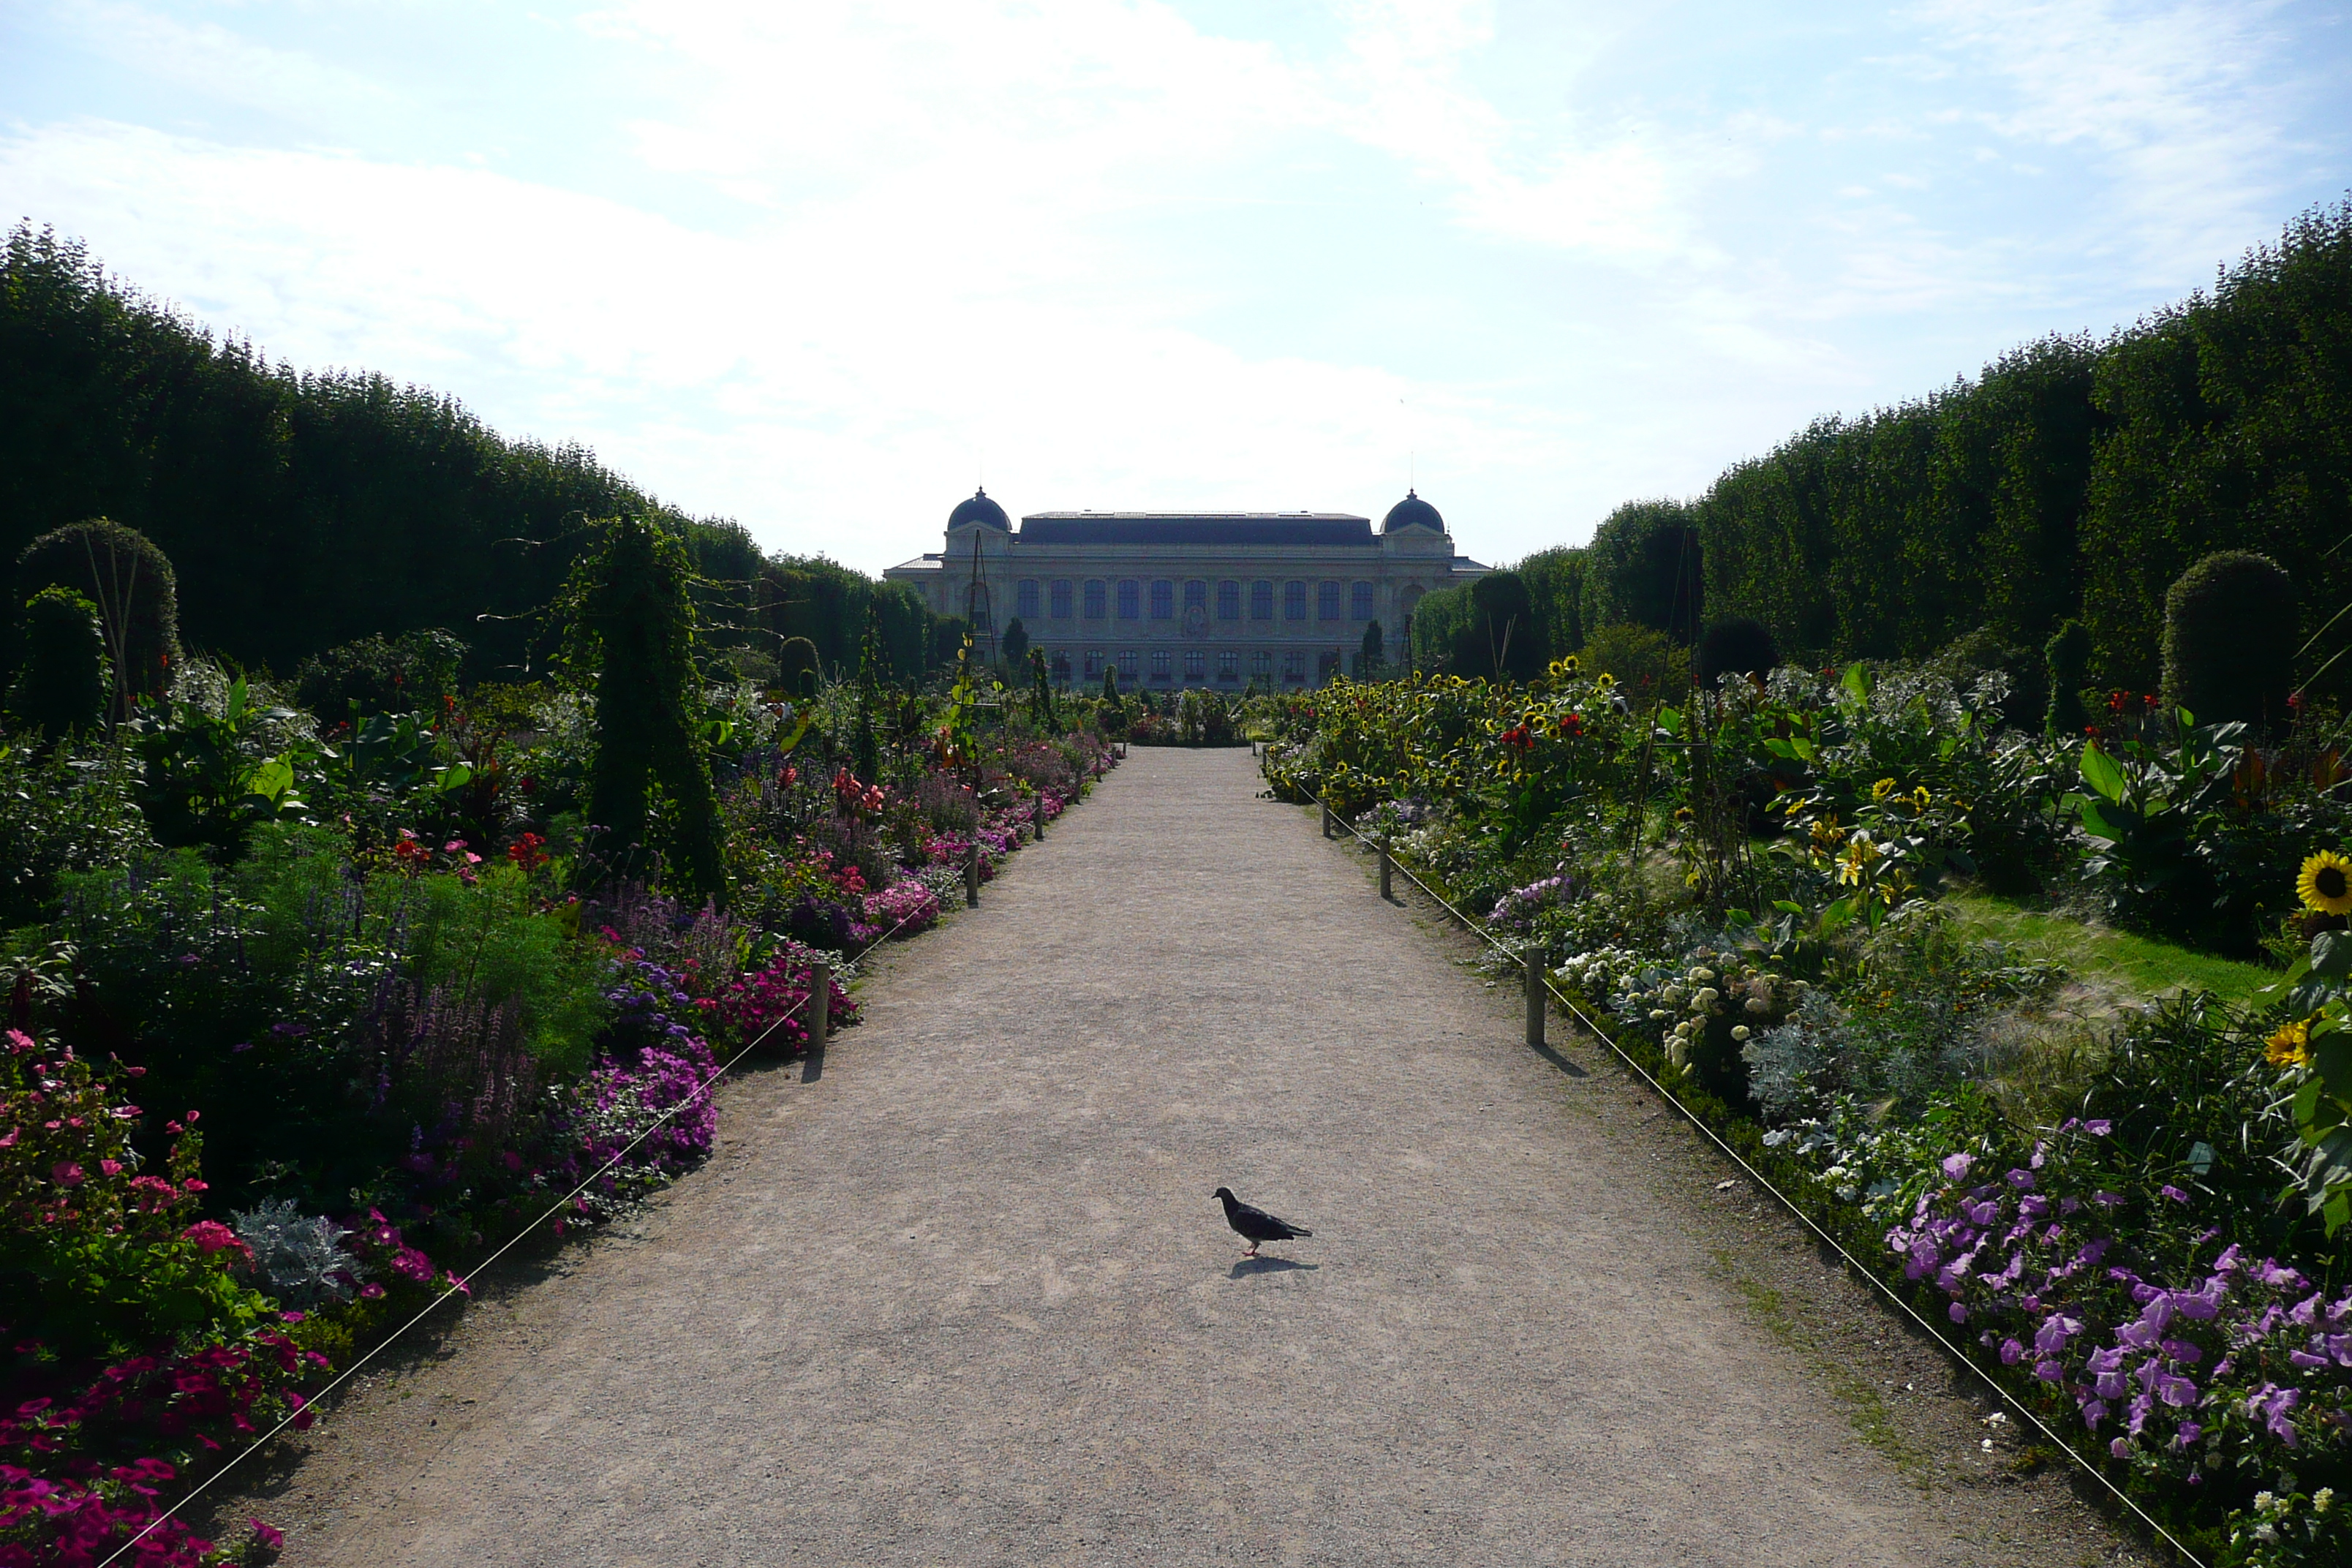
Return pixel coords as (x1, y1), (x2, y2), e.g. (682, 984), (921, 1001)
(948, 487), (1011, 531)
(1382, 489), (1444, 533)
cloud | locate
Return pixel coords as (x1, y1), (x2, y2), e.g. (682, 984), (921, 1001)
(48, 0), (402, 124)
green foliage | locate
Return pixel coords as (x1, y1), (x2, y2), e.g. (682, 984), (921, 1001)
(1457, 571), (1545, 682)
(2044, 618), (2092, 736)
(2163, 551), (2298, 734)
(1695, 617), (1779, 688)
(14, 517), (181, 716)
(1355, 617), (1384, 676)
(778, 635), (820, 697)
(1577, 623), (1689, 709)
(1028, 646), (1058, 731)
(128, 674), (311, 856)
(2082, 201), (2352, 694)
(0, 735), (153, 922)
(1000, 617), (1030, 667)
(6, 586), (108, 742)
(570, 515), (726, 903)
(293, 627), (465, 720)
(1585, 500), (1703, 645)
(1516, 546), (1587, 655)
(1407, 581), (1472, 672)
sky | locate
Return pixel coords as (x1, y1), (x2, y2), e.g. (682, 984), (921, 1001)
(1, 1), (2347, 576)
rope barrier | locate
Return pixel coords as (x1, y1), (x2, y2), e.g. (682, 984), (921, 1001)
(1297, 780), (2208, 1568)
(92, 805), (1049, 1566)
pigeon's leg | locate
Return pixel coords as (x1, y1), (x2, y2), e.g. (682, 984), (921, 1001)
(1244, 1241), (1259, 1257)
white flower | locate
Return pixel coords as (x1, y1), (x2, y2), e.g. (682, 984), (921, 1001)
(1648, 1009), (1670, 1022)
(2255, 1493), (2277, 1511)
(1731, 1025), (1751, 1041)
(1746, 996), (1771, 1014)
(2315, 1488), (2335, 1514)
(1695, 987), (1720, 1007)
(1689, 967), (1716, 982)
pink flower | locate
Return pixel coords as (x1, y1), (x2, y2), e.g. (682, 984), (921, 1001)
(99, 1158), (123, 1176)
(359, 1282), (385, 1300)
(249, 1520), (284, 1550)
(183, 1220), (252, 1264)
(50, 1161), (84, 1188)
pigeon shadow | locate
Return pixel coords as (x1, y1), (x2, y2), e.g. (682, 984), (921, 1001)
(1229, 1256), (1318, 1279)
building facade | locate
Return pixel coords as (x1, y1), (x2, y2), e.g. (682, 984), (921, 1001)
(883, 490), (1489, 687)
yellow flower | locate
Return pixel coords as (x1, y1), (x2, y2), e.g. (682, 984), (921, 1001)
(1595, 671), (1616, 690)
(1871, 777), (1896, 801)
(2298, 850), (2352, 916)
(2266, 1017), (2313, 1068)
(1836, 834), (1873, 886)
(1912, 785), (1931, 811)
(1553, 655), (1580, 676)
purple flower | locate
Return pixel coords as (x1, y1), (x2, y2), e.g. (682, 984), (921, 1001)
(1942, 1152), (1975, 1181)
(2158, 1184), (2189, 1205)
(2084, 1120), (2111, 1137)
(1948, 1301), (1968, 1324)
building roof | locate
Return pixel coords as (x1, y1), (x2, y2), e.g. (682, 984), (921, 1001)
(1017, 512), (1376, 547)
(1382, 489), (1444, 533)
(949, 488), (1012, 531)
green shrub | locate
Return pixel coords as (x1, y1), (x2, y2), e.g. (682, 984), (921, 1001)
(1578, 623), (1689, 708)
(5, 586), (108, 742)
(0, 734), (152, 922)
(2044, 618), (2092, 735)
(1694, 617), (1779, 688)
(293, 627), (465, 720)
(2160, 550), (2297, 731)
(14, 518), (181, 713)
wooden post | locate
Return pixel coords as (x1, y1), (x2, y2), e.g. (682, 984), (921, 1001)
(1524, 948), (1545, 1049)
(808, 959), (831, 1052)
(1033, 794), (1046, 839)
(965, 840), (981, 908)
(1321, 801), (1334, 839)
(1379, 837), (1393, 900)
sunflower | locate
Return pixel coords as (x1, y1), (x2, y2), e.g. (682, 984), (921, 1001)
(2298, 849), (2352, 916)
(2266, 1017), (2313, 1068)
(1912, 785), (1932, 811)
(1871, 777), (1897, 801)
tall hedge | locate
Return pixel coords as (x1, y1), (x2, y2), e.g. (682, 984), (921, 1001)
(1693, 336), (2097, 663)
(1584, 500), (1703, 644)
(2079, 201), (2352, 691)
(0, 225), (943, 686)
(1516, 546), (1588, 656)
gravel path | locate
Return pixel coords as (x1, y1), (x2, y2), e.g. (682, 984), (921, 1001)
(257, 747), (2142, 1567)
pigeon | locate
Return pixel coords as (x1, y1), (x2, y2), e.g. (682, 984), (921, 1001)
(1213, 1187), (1313, 1257)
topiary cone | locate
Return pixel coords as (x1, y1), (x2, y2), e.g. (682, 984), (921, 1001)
(6, 586), (109, 742)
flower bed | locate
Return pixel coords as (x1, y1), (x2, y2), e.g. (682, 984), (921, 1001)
(1264, 662), (2352, 1564)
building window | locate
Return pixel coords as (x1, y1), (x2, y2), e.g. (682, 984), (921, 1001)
(1150, 579), (1174, 620)
(1084, 580), (1107, 619)
(1050, 650), (1071, 683)
(1218, 581), (1240, 621)
(968, 583), (992, 631)
(1184, 649), (1205, 681)
(1184, 580), (1207, 612)
(1284, 649), (1307, 683)
(1049, 579), (1073, 619)
(1117, 580), (1140, 620)
(1016, 579), (1040, 619)
(1317, 581), (1341, 621)
(1118, 649), (1139, 678)
(1084, 649), (1103, 676)
(1251, 649), (1272, 679)
(1218, 650), (1240, 682)
(1151, 649), (1172, 681)
(1350, 581), (1374, 622)
(1284, 581), (1307, 621)
(1250, 581), (1274, 620)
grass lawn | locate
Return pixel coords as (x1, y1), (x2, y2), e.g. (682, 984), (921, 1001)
(1945, 890), (2279, 1010)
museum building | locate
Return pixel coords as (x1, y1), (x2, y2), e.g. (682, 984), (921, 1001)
(883, 490), (1490, 687)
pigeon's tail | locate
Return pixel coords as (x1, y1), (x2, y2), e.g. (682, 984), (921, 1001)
(1289, 1224), (1313, 1237)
